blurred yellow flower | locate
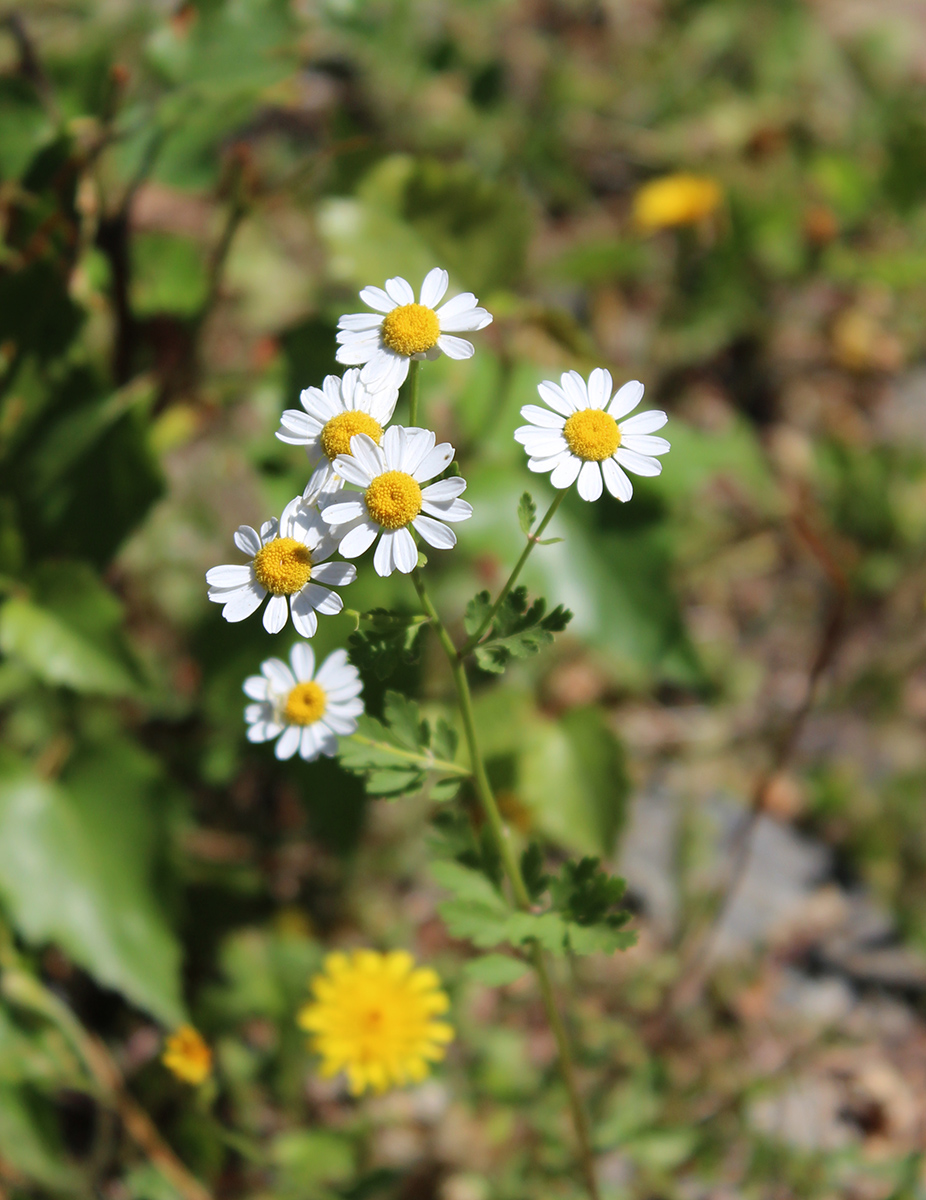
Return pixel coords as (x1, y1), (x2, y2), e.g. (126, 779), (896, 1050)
(633, 173), (723, 231)
(298, 949), (454, 1096)
(162, 1025), (212, 1085)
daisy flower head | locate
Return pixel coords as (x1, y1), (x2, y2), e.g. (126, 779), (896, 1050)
(162, 1026), (212, 1086)
(297, 949), (454, 1096)
(515, 368), (670, 502)
(320, 425), (471, 577)
(336, 268), (492, 392)
(206, 496), (356, 636)
(275, 369), (399, 497)
(243, 642), (363, 762)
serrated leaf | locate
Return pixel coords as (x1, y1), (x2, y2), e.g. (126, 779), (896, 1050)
(566, 924), (637, 956)
(338, 700), (466, 800)
(347, 610), (426, 680)
(470, 587), (573, 674)
(462, 590), (493, 638)
(518, 492), (536, 535)
(464, 954), (530, 986)
(521, 842), (550, 902)
(383, 691), (424, 750)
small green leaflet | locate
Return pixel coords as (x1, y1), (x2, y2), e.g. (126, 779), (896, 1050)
(347, 608), (428, 680)
(464, 953), (530, 986)
(517, 491), (536, 535)
(463, 587), (572, 674)
(338, 691), (465, 800)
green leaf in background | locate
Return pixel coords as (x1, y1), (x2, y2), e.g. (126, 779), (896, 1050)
(0, 747), (184, 1026)
(347, 608), (428, 680)
(0, 1082), (84, 1194)
(464, 953), (531, 986)
(131, 232), (209, 317)
(0, 562), (143, 696)
(271, 1129), (355, 1200)
(517, 491), (536, 535)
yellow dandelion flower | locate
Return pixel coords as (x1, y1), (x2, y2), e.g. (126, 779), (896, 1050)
(297, 949), (454, 1096)
(633, 173), (722, 231)
(162, 1025), (212, 1085)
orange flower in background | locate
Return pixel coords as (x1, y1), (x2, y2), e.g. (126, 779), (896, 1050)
(298, 950), (454, 1096)
(633, 173), (723, 231)
(162, 1025), (212, 1085)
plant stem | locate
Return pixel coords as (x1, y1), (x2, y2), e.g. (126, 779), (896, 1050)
(404, 358), (422, 426)
(412, 568), (600, 1200)
(459, 489), (566, 656)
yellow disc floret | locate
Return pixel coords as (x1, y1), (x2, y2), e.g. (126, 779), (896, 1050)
(633, 173), (722, 231)
(380, 303), (440, 357)
(563, 408), (622, 461)
(284, 681), (327, 726)
(162, 1026), (212, 1086)
(252, 537), (312, 596)
(297, 949), (455, 1096)
(321, 411), (384, 461)
(364, 470), (422, 529)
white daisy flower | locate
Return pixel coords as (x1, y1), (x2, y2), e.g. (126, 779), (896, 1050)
(275, 368), (399, 497)
(319, 424), (472, 578)
(206, 496), (356, 636)
(515, 369), (670, 502)
(243, 643), (363, 762)
(336, 268), (493, 392)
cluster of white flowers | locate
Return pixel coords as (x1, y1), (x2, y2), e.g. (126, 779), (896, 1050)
(206, 270), (669, 762)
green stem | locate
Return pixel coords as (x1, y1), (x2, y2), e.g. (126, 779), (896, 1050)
(412, 568), (600, 1200)
(405, 358), (422, 426)
(347, 732), (471, 778)
(459, 489), (567, 657)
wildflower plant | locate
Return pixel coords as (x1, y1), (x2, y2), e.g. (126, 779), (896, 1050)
(209, 269), (671, 1199)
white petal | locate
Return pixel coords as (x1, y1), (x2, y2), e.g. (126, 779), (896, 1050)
(391, 526), (418, 573)
(329, 458), (372, 492)
(276, 410), (321, 445)
(561, 370), (589, 411)
(290, 596), (318, 638)
(420, 267), (449, 308)
(299, 726), (321, 761)
(615, 447), (663, 477)
(338, 313), (383, 331)
(370, 387), (399, 425)
(275, 726), (301, 760)
(607, 380), (645, 419)
(247, 720), (277, 743)
(436, 334), (474, 360)
(402, 428), (437, 475)
(519, 404), (566, 429)
(420, 496), (472, 522)
(616, 408), (667, 435)
(245, 702), (271, 724)
(315, 648), (352, 687)
(357, 287), (396, 313)
(303, 583), (343, 615)
(262, 657), (296, 691)
(219, 583), (265, 622)
(514, 430), (568, 458)
(602, 457), (633, 501)
(263, 593), (289, 634)
(385, 276), (415, 305)
(337, 340), (378, 365)
(259, 518), (278, 543)
(360, 348), (409, 391)
(412, 514), (455, 549)
(206, 564), (252, 588)
(320, 711), (358, 737)
(382, 422), (410, 469)
(437, 306), (493, 333)
(414, 442), (455, 482)
(549, 455), (583, 489)
(290, 641), (316, 682)
(233, 526), (261, 556)
(620, 433), (671, 457)
(527, 453), (565, 474)
(347, 433), (385, 478)
(537, 380), (576, 417)
(576, 460), (603, 502)
(373, 530), (395, 576)
(420, 477), (467, 502)
(322, 498), (366, 526)
(311, 560), (356, 587)
(587, 368), (613, 410)
(300, 384), (340, 421)
(435, 291), (478, 320)
(243, 675), (269, 700)
(339, 520), (379, 558)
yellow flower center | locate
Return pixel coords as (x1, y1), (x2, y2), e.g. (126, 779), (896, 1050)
(252, 537), (312, 596)
(283, 681), (326, 726)
(162, 1026), (212, 1086)
(633, 173), (722, 231)
(380, 303), (440, 357)
(563, 408), (622, 461)
(321, 411), (384, 461)
(364, 470), (422, 530)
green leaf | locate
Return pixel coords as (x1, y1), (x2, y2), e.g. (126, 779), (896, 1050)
(521, 842), (551, 902)
(347, 609), (427, 680)
(0, 562), (143, 696)
(464, 954), (530, 986)
(0, 1082), (84, 1193)
(338, 693), (465, 800)
(271, 1129), (354, 1200)
(517, 492), (536, 535)
(0, 749), (184, 1025)
(550, 857), (629, 926)
(464, 587), (572, 674)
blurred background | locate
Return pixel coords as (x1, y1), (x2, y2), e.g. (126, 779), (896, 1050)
(1, 0), (926, 1196)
